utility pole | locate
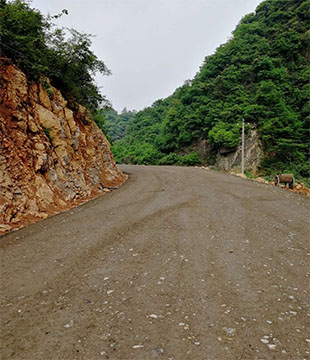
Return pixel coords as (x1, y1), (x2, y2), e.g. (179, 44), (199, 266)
(241, 118), (245, 175)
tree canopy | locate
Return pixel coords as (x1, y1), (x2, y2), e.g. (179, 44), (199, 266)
(0, 0), (110, 110)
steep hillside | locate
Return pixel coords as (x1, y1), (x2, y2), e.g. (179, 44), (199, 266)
(0, 59), (126, 234)
(111, 0), (310, 179)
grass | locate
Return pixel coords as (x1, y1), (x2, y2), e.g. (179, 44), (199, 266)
(43, 127), (53, 141)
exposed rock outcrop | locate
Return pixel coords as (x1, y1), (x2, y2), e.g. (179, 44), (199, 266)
(185, 130), (263, 174)
(0, 58), (126, 234)
(215, 127), (263, 173)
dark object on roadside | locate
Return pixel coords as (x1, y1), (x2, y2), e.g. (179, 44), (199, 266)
(274, 174), (295, 189)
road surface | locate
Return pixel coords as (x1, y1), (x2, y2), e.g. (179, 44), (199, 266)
(1, 165), (309, 360)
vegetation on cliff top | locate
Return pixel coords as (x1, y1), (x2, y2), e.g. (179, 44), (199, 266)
(104, 0), (310, 179)
(0, 0), (110, 110)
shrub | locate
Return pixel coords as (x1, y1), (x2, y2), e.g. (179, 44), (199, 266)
(43, 127), (53, 141)
(179, 152), (202, 166)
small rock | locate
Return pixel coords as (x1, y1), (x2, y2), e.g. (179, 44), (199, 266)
(0, 224), (12, 232)
(64, 320), (73, 328)
(224, 327), (235, 335)
(152, 348), (164, 356)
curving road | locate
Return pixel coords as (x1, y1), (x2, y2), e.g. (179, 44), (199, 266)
(1, 165), (309, 360)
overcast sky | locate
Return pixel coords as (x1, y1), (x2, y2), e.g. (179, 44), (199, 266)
(32, 0), (262, 112)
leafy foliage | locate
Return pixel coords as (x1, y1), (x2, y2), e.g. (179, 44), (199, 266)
(108, 0), (309, 177)
(92, 107), (136, 145)
(208, 122), (241, 148)
(0, 0), (110, 110)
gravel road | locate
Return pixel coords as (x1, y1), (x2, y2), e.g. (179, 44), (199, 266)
(1, 165), (309, 360)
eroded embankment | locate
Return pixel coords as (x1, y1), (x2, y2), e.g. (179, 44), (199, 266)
(0, 58), (126, 234)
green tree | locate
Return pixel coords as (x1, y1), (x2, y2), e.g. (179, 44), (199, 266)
(0, 0), (110, 110)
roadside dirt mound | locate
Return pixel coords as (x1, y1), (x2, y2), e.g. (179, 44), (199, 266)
(0, 58), (126, 234)
(291, 182), (310, 196)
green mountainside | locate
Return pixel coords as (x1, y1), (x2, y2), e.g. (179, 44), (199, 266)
(93, 108), (136, 144)
(105, 0), (310, 179)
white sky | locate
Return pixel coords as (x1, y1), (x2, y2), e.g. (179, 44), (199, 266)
(31, 0), (263, 112)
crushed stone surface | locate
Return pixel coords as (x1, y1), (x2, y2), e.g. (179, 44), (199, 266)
(1, 165), (309, 359)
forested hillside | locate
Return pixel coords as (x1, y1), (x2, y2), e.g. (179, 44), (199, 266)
(93, 108), (136, 143)
(110, 0), (310, 179)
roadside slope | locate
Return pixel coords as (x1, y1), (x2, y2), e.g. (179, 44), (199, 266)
(0, 58), (126, 234)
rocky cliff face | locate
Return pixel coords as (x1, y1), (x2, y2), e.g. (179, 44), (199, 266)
(215, 127), (264, 174)
(0, 58), (126, 234)
(188, 129), (264, 174)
